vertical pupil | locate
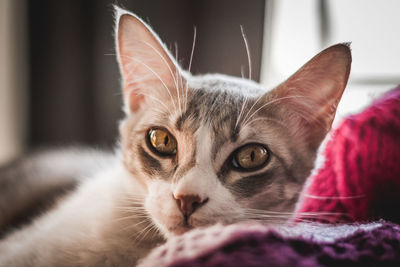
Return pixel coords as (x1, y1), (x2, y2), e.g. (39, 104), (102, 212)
(164, 135), (169, 146)
(250, 151), (255, 161)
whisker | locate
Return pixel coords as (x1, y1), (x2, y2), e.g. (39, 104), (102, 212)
(132, 222), (156, 243)
(239, 117), (289, 135)
(148, 224), (162, 240)
(185, 27), (197, 111)
(115, 207), (147, 212)
(114, 214), (149, 223)
(174, 42), (182, 114)
(119, 54), (178, 114)
(291, 107), (330, 131)
(244, 208), (342, 216)
(188, 27), (197, 74)
(234, 26), (253, 131)
(120, 193), (147, 198)
(239, 92), (265, 130)
(117, 200), (144, 204)
(123, 218), (151, 233)
(116, 198), (146, 203)
(235, 95), (249, 130)
(130, 92), (172, 117)
(140, 40), (180, 96)
(141, 224), (158, 243)
(240, 25), (252, 81)
(108, 36), (182, 115)
(241, 95), (306, 127)
(184, 79), (190, 113)
(303, 194), (366, 200)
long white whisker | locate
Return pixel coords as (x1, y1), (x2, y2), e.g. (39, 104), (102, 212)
(243, 208), (343, 217)
(140, 40), (179, 94)
(123, 218), (151, 233)
(240, 66), (245, 78)
(240, 25), (252, 81)
(132, 92), (173, 117)
(239, 117), (289, 135)
(303, 194), (366, 200)
(235, 96), (248, 130)
(148, 224), (162, 240)
(140, 224), (158, 243)
(185, 27), (197, 110)
(119, 54), (178, 113)
(132, 222), (156, 243)
(114, 214), (149, 222)
(117, 201), (146, 206)
(291, 107), (330, 131)
(115, 204), (146, 209)
(184, 79), (190, 112)
(119, 194), (147, 199)
(234, 26), (253, 130)
(115, 206), (147, 212)
(174, 42), (182, 114)
(188, 27), (197, 74)
(242, 95), (307, 127)
(239, 91), (266, 130)
(107, 40), (180, 99)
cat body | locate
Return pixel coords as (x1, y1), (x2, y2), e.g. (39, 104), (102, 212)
(0, 7), (351, 266)
(0, 155), (159, 266)
(0, 148), (114, 236)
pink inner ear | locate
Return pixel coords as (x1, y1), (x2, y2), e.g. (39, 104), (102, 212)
(128, 89), (146, 112)
(278, 44), (351, 119)
(267, 44), (351, 151)
(117, 13), (182, 114)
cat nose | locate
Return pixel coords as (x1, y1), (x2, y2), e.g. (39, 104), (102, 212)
(173, 194), (209, 217)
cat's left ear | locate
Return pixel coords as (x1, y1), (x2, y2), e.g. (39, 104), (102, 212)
(269, 44), (352, 151)
(115, 7), (182, 113)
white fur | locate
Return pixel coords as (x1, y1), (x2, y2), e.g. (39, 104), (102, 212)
(0, 161), (156, 265)
(145, 125), (241, 238)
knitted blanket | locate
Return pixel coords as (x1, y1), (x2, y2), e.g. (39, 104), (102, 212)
(139, 86), (400, 267)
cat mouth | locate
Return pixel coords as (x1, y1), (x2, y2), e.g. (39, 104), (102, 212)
(168, 218), (194, 235)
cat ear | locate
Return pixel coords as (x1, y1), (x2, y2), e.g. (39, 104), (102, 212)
(115, 8), (182, 113)
(270, 44), (351, 151)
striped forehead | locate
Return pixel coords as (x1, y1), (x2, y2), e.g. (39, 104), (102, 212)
(173, 77), (266, 164)
(176, 89), (242, 138)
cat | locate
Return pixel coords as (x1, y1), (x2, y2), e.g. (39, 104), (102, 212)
(0, 6), (351, 266)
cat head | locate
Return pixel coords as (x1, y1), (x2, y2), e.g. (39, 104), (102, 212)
(115, 8), (351, 237)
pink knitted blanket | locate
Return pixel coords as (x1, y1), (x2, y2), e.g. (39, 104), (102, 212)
(298, 85), (400, 223)
(140, 86), (400, 267)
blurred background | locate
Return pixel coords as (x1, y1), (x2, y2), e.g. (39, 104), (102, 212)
(0, 0), (399, 165)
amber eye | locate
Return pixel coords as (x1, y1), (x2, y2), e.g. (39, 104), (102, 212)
(148, 128), (177, 155)
(232, 144), (269, 170)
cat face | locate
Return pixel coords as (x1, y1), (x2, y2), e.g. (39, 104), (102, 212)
(115, 8), (351, 237)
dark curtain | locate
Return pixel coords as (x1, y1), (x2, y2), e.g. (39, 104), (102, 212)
(28, 0), (266, 148)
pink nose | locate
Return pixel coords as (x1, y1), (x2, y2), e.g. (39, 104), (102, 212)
(173, 194), (209, 218)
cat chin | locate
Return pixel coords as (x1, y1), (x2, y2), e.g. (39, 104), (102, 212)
(167, 224), (194, 236)
(155, 218), (191, 236)
(155, 216), (210, 237)
(164, 216), (222, 237)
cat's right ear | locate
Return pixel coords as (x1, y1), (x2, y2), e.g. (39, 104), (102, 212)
(115, 7), (182, 113)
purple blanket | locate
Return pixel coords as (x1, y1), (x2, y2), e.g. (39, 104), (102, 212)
(140, 221), (400, 266)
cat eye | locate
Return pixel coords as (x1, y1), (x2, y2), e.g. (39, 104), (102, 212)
(147, 128), (177, 156)
(232, 144), (269, 170)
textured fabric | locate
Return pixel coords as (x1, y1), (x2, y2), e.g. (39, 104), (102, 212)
(298, 86), (400, 223)
(139, 222), (400, 267)
(140, 86), (400, 267)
